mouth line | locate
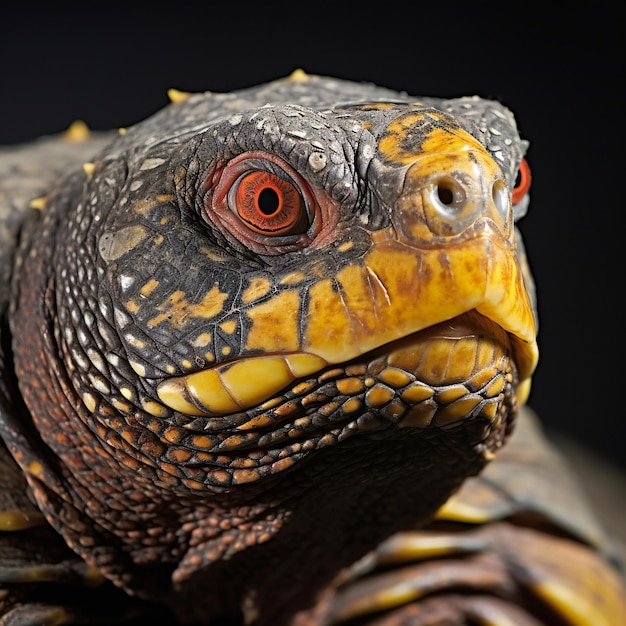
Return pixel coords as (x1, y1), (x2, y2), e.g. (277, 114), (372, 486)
(155, 311), (517, 461)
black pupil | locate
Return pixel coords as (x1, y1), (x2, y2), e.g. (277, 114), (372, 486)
(257, 187), (280, 215)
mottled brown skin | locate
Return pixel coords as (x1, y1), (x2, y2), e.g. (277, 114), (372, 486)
(0, 75), (624, 626)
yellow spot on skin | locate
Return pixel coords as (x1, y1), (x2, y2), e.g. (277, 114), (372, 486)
(280, 272), (306, 286)
(118, 127), (127, 135)
(191, 435), (212, 449)
(221, 346), (232, 356)
(401, 384), (434, 403)
(358, 102), (398, 110)
(141, 400), (168, 417)
(182, 359), (193, 369)
(27, 461), (44, 477)
(220, 320), (237, 334)
(336, 378), (365, 395)
(433, 397), (482, 426)
(233, 469), (261, 484)
(140, 279), (159, 297)
(111, 398), (133, 412)
(148, 285), (229, 329)
(129, 361), (146, 377)
(200, 247), (230, 262)
(245, 291), (301, 353)
(337, 241), (354, 252)
(242, 277), (272, 304)
(132, 194), (176, 217)
(192, 333), (212, 347)
(288, 68), (309, 82)
(167, 88), (191, 104)
(435, 385), (468, 404)
(64, 120), (90, 142)
(82, 392), (97, 412)
(126, 300), (139, 314)
(99, 225), (149, 261)
(82, 162), (95, 176)
(120, 388), (133, 400)
(365, 386), (395, 407)
(29, 196), (47, 210)
(342, 398), (362, 414)
(378, 368), (412, 388)
(484, 376), (506, 398)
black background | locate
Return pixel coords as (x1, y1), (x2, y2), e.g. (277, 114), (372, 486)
(1, 3), (624, 471)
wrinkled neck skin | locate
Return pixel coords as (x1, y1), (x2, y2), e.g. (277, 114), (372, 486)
(7, 194), (511, 625)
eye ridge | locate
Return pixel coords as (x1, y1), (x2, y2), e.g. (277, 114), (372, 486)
(235, 170), (306, 235)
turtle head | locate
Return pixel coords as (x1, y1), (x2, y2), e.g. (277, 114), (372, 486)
(10, 75), (537, 620)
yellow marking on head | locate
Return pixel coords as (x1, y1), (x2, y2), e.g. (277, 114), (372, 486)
(379, 111), (488, 166)
(148, 284), (229, 329)
(126, 300), (140, 314)
(200, 247), (230, 262)
(139, 279), (159, 297)
(192, 332), (212, 347)
(132, 194), (176, 217)
(99, 225), (149, 261)
(242, 277), (272, 304)
(167, 88), (191, 104)
(82, 162), (96, 176)
(358, 102), (398, 110)
(288, 68), (309, 82)
(280, 271), (306, 285)
(64, 120), (90, 142)
(337, 241), (354, 252)
(245, 290), (301, 352)
(303, 279), (354, 357)
(220, 320), (238, 334)
(29, 196), (47, 210)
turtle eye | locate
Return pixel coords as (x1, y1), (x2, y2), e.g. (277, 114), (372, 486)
(512, 158), (532, 205)
(233, 170), (308, 236)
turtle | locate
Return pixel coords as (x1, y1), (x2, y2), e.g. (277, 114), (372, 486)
(0, 70), (624, 626)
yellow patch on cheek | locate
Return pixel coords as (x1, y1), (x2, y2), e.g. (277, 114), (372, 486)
(148, 285), (229, 329)
(245, 291), (301, 352)
(242, 277), (272, 304)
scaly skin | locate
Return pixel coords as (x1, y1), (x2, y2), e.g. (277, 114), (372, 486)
(1, 73), (622, 625)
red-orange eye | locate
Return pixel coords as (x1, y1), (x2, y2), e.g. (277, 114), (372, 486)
(512, 158), (532, 205)
(234, 171), (308, 235)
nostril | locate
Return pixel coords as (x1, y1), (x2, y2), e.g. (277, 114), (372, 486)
(437, 183), (454, 206)
(432, 177), (465, 213)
